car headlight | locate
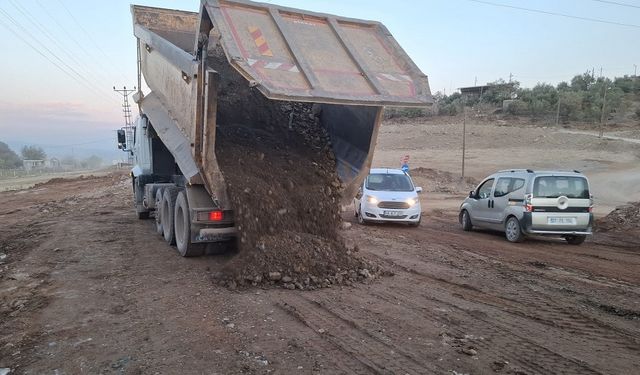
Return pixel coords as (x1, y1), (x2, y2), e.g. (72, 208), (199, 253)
(407, 198), (417, 206)
(366, 195), (378, 204)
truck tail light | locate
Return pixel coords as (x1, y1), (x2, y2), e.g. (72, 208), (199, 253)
(196, 210), (224, 222)
(209, 210), (223, 221)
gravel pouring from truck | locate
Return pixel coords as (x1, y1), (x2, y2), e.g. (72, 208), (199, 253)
(120, 0), (432, 256)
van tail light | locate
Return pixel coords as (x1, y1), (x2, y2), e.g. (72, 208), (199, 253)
(589, 194), (594, 212)
(525, 193), (533, 212)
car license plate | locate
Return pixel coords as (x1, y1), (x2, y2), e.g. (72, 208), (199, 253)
(548, 217), (576, 225)
(383, 211), (401, 216)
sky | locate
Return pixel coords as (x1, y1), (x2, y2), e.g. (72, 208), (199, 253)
(0, 0), (639, 160)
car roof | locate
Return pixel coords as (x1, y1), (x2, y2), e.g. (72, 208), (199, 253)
(369, 168), (405, 175)
(495, 169), (585, 177)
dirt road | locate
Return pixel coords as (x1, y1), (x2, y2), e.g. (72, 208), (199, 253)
(1, 172), (639, 374)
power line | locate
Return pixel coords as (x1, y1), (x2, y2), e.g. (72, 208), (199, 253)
(56, 0), (130, 84)
(465, 0), (640, 29)
(0, 6), (118, 104)
(592, 0), (640, 9)
(30, 0), (115, 87)
(7, 0), (114, 98)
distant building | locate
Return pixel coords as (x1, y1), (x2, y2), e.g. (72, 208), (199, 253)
(23, 159), (45, 171)
(459, 83), (517, 101)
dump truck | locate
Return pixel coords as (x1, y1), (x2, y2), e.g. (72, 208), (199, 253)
(118, 0), (432, 256)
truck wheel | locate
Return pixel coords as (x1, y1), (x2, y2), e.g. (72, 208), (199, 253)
(154, 188), (164, 235)
(134, 178), (150, 219)
(505, 216), (524, 243)
(174, 191), (205, 257)
(565, 235), (586, 245)
(161, 187), (179, 245)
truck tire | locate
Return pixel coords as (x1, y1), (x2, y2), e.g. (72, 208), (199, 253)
(161, 187), (179, 245)
(134, 177), (150, 219)
(154, 188), (164, 235)
(174, 191), (205, 257)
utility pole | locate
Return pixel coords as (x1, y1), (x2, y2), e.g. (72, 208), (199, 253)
(635, 64), (637, 77)
(555, 95), (561, 126)
(599, 85), (608, 138)
(461, 105), (467, 179)
(113, 86), (137, 163)
(508, 72), (513, 83)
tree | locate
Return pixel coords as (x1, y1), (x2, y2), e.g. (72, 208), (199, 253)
(0, 141), (22, 169)
(21, 145), (46, 160)
(570, 72), (595, 91)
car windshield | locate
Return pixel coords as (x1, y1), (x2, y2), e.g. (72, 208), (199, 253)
(533, 176), (589, 198)
(366, 173), (414, 192)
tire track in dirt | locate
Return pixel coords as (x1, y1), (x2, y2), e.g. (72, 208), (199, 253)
(364, 239), (640, 363)
(277, 295), (442, 374)
(346, 221), (639, 373)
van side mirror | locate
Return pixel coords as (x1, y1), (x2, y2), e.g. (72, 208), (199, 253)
(415, 186), (423, 193)
(117, 129), (126, 150)
(469, 190), (475, 198)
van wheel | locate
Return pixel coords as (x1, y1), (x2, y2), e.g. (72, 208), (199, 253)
(154, 188), (164, 235)
(505, 216), (524, 243)
(565, 235), (586, 245)
(460, 210), (473, 231)
(161, 187), (179, 245)
(174, 191), (205, 257)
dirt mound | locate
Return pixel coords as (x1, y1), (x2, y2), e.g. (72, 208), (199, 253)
(32, 171), (123, 189)
(596, 202), (640, 232)
(410, 167), (477, 194)
(210, 46), (379, 289)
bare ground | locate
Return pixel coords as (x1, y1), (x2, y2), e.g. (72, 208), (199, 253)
(1, 119), (640, 374)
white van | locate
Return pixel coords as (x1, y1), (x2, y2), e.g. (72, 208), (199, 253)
(354, 168), (423, 226)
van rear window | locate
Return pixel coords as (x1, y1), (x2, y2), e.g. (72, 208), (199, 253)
(533, 176), (589, 199)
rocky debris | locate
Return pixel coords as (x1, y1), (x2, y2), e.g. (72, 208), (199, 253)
(596, 201), (640, 232)
(210, 44), (383, 289)
(211, 263), (383, 291)
(460, 347), (478, 356)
